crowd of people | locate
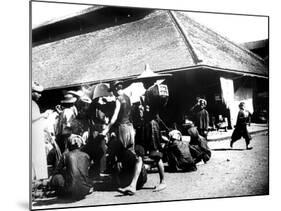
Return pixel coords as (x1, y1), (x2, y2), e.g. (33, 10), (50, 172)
(32, 66), (252, 201)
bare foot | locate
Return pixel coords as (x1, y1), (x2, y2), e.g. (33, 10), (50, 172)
(117, 186), (136, 195)
(246, 146), (253, 150)
(88, 187), (94, 194)
(153, 182), (167, 192)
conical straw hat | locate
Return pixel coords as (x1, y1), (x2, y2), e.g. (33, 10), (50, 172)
(129, 64), (172, 83)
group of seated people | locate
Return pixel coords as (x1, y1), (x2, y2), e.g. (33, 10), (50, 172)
(32, 80), (211, 200)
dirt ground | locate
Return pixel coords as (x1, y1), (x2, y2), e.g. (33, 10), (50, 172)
(32, 132), (269, 210)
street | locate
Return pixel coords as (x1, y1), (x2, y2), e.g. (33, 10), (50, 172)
(32, 132), (269, 210)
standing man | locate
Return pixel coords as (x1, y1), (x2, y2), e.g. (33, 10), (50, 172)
(105, 81), (145, 195)
(190, 98), (209, 139)
(32, 81), (51, 180)
(141, 79), (167, 192)
(132, 64), (171, 192)
(82, 83), (114, 178)
(230, 102), (252, 150)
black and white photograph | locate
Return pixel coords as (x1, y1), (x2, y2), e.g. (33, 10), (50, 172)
(30, 0), (269, 210)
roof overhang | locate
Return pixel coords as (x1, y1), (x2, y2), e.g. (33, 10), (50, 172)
(44, 64), (268, 91)
(158, 65), (269, 79)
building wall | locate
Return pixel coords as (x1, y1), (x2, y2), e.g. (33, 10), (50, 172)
(164, 69), (227, 129)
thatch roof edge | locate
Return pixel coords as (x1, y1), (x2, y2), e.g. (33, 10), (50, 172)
(44, 64), (268, 90)
(159, 65), (268, 78)
(185, 14), (266, 64)
(200, 65), (268, 78)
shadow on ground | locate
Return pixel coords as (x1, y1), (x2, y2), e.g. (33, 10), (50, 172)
(92, 181), (117, 192)
(33, 197), (79, 207)
(212, 148), (246, 151)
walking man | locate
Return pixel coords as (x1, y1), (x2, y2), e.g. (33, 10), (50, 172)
(230, 102), (252, 150)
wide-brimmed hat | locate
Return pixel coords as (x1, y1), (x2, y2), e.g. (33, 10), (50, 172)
(67, 90), (92, 104)
(129, 64), (172, 83)
(92, 83), (112, 100)
(80, 96), (92, 104)
(67, 90), (84, 98)
(61, 93), (77, 104)
(32, 81), (44, 92)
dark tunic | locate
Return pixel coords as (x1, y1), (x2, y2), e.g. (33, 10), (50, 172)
(166, 140), (197, 172)
(191, 105), (209, 138)
(231, 109), (252, 144)
(132, 89), (163, 159)
(195, 109), (209, 131)
(51, 149), (92, 199)
(188, 127), (211, 163)
(143, 90), (163, 158)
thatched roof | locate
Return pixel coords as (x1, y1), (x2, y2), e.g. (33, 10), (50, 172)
(171, 11), (267, 75)
(32, 9), (268, 90)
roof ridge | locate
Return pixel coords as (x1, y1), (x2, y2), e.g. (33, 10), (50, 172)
(166, 10), (202, 65)
(183, 13), (266, 64)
